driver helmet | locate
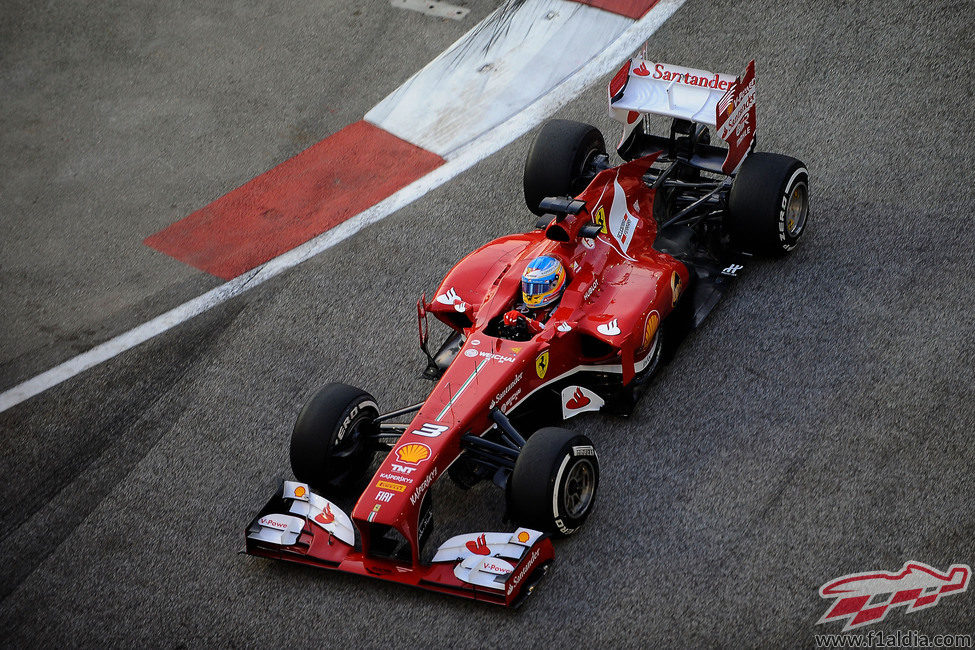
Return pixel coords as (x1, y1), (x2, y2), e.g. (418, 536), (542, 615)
(521, 256), (566, 309)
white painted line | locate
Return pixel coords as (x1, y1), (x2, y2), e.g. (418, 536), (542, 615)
(0, 0), (687, 413)
(436, 358), (489, 421)
(368, 0), (631, 156)
(391, 0), (470, 21)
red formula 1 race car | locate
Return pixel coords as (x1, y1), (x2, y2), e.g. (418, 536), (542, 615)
(244, 56), (809, 606)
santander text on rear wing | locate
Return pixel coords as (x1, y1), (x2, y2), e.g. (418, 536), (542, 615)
(608, 58), (757, 173)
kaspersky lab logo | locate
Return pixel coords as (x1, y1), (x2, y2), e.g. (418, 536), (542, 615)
(818, 561), (970, 631)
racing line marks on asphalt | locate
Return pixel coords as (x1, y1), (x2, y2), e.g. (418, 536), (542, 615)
(366, 0), (635, 157)
(0, 0), (686, 413)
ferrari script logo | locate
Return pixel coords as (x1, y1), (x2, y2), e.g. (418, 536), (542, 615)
(535, 350), (549, 379)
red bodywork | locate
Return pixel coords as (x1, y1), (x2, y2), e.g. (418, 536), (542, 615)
(246, 152), (689, 604)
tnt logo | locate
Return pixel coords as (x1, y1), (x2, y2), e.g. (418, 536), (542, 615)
(818, 561), (970, 631)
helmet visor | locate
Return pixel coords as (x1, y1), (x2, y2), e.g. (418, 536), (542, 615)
(522, 278), (559, 297)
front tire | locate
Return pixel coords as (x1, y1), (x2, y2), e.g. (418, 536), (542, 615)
(507, 428), (599, 537)
(728, 153), (809, 256)
(290, 383), (378, 495)
(523, 120), (606, 216)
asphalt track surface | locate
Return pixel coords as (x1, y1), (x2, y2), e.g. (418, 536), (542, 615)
(2, 0), (974, 647)
(0, 0), (497, 388)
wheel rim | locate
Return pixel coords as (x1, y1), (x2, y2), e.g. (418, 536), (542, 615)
(562, 458), (595, 519)
(330, 414), (369, 459)
(328, 405), (378, 469)
(785, 182), (808, 237)
(640, 331), (661, 377)
(572, 143), (604, 193)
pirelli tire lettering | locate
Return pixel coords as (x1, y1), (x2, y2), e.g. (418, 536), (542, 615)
(571, 445), (597, 457)
(336, 401), (377, 443)
(508, 428), (599, 539)
(551, 444), (598, 535)
(778, 167), (809, 250)
(553, 518), (577, 536)
(727, 152), (809, 257)
(290, 384), (380, 494)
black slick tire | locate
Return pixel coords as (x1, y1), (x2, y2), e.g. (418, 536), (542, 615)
(728, 152), (809, 256)
(508, 427), (599, 537)
(523, 120), (606, 216)
(290, 383), (378, 495)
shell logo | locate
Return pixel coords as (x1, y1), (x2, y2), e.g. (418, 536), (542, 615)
(671, 271), (683, 307)
(293, 485), (306, 498)
(395, 442), (431, 465)
(642, 311), (660, 350)
(517, 531), (530, 543)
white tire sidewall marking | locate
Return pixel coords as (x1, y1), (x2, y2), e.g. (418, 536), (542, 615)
(551, 453), (573, 521)
(778, 166), (808, 249)
(335, 399), (377, 444)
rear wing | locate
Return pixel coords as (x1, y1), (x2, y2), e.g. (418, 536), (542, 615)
(608, 58), (757, 173)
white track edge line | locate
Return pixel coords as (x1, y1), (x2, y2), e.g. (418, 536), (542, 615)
(0, 0), (686, 414)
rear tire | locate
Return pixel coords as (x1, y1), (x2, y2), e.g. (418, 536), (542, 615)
(290, 383), (378, 496)
(523, 120), (606, 216)
(507, 427), (599, 537)
(728, 152), (809, 256)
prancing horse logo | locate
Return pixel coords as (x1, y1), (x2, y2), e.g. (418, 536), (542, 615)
(535, 350), (549, 379)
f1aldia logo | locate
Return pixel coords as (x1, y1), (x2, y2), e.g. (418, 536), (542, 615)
(818, 561), (970, 631)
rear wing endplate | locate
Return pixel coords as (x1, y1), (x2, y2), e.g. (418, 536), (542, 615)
(608, 58), (757, 173)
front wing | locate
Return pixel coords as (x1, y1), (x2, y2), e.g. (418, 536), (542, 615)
(244, 481), (554, 607)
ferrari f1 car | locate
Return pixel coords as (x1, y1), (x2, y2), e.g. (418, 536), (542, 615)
(245, 56), (809, 606)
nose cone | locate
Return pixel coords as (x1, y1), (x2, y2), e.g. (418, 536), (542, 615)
(351, 335), (541, 532)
